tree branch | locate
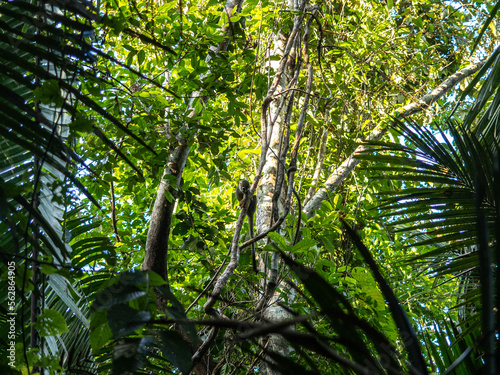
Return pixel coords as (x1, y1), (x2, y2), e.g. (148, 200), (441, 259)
(303, 60), (487, 216)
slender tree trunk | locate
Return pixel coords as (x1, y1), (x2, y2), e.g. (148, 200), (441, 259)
(141, 0), (244, 282)
(303, 128), (328, 207)
(256, 2), (317, 373)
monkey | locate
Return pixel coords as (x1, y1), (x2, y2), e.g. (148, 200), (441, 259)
(236, 180), (258, 273)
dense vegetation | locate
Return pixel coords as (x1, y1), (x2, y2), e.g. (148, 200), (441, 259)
(1, 0), (499, 374)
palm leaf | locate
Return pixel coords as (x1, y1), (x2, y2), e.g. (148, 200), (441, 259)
(0, 0), (173, 372)
(357, 119), (497, 256)
(356, 83), (499, 369)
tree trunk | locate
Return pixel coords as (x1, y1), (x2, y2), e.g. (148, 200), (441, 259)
(141, 0), (244, 282)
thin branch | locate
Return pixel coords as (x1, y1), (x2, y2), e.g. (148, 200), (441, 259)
(110, 177), (122, 243)
(304, 128), (328, 207)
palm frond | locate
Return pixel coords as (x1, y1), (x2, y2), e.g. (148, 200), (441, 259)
(357, 119), (497, 255)
(0, 0), (157, 372)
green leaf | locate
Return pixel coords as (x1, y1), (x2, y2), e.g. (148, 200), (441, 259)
(92, 284), (146, 311)
(138, 49), (146, 65)
(33, 309), (68, 337)
(108, 304), (151, 338)
(291, 238), (317, 254)
(156, 285), (197, 343)
(158, 331), (193, 373)
(267, 232), (288, 250)
(69, 114), (94, 133)
(113, 337), (153, 374)
(32, 80), (63, 107)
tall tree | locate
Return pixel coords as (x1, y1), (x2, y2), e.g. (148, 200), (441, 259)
(2, 0), (499, 374)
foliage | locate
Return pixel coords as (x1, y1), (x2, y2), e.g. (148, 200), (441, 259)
(1, 0), (499, 374)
